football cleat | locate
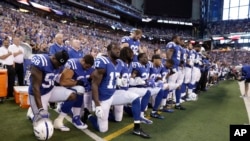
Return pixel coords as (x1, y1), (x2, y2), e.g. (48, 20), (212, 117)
(140, 117), (153, 124)
(133, 128), (151, 138)
(53, 118), (70, 132)
(72, 115), (88, 130)
(175, 105), (186, 110)
(160, 108), (174, 113)
(150, 112), (164, 119)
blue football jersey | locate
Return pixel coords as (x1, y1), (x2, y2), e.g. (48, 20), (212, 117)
(29, 54), (61, 95)
(64, 58), (94, 90)
(94, 56), (123, 101)
(165, 42), (181, 68)
(148, 61), (163, 81)
(241, 65), (250, 79)
(117, 59), (133, 90)
(181, 47), (188, 64)
(121, 36), (140, 62)
(132, 62), (150, 81)
(194, 52), (202, 67)
(161, 66), (171, 82)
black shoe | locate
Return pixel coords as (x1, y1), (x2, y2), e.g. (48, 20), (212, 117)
(133, 128), (151, 138)
(81, 108), (91, 123)
(175, 105), (186, 110)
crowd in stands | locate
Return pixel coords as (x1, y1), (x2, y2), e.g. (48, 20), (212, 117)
(28, 0), (193, 40)
(209, 50), (250, 65)
(0, 2), (162, 59)
(206, 19), (250, 35)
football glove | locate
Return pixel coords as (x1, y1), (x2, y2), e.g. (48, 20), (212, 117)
(95, 106), (104, 118)
(33, 108), (49, 123)
(147, 78), (155, 88)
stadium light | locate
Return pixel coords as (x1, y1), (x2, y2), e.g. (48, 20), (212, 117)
(87, 6), (94, 9)
(142, 18), (152, 22)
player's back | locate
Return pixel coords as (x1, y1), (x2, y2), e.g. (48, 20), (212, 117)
(29, 54), (60, 95)
(65, 58), (94, 80)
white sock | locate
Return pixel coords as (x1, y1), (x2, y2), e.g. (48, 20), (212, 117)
(140, 112), (144, 118)
(57, 112), (67, 122)
(72, 107), (81, 117)
(176, 103), (180, 106)
(161, 98), (167, 106)
(188, 89), (193, 94)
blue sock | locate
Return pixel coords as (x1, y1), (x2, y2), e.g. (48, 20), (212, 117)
(141, 90), (150, 112)
(163, 89), (169, 99)
(124, 106), (133, 117)
(175, 88), (181, 104)
(61, 101), (74, 114)
(131, 98), (141, 121)
(88, 115), (99, 131)
(108, 110), (116, 122)
(153, 89), (164, 111)
(188, 83), (193, 89)
(181, 83), (186, 93)
(73, 95), (83, 107)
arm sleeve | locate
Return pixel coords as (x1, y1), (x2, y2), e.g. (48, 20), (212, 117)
(30, 55), (46, 71)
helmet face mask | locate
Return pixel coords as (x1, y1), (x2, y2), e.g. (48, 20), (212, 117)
(33, 119), (54, 140)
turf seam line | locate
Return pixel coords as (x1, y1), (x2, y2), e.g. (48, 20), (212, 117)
(54, 109), (104, 141)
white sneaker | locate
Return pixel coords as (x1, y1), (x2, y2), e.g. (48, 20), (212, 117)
(54, 119), (70, 131)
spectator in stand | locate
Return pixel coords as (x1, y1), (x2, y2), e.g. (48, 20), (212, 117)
(90, 47), (99, 59)
(49, 33), (66, 54)
(37, 43), (49, 54)
(0, 37), (15, 98)
(68, 39), (84, 58)
(9, 36), (25, 86)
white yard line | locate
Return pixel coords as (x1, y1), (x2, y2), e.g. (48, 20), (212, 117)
(238, 82), (250, 124)
(54, 110), (104, 141)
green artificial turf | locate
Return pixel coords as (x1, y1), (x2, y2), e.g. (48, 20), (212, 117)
(0, 80), (248, 141)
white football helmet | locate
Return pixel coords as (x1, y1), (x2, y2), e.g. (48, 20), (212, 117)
(189, 93), (198, 101)
(33, 118), (54, 140)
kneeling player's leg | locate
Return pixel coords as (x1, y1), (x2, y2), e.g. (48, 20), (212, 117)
(50, 86), (87, 131)
(149, 88), (164, 119)
(112, 90), (140, 121)
(29, 91), (51, 122)
(113, 105), (124, 122)
(86, 97), (113, 132)
(112, 90), (150, 138)
(128, 88), (151, 117)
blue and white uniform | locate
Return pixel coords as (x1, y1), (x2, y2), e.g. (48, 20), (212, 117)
(29, 54), (75, 115)
(92, 56), (140, 132)
(121, 36), (140, 62)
